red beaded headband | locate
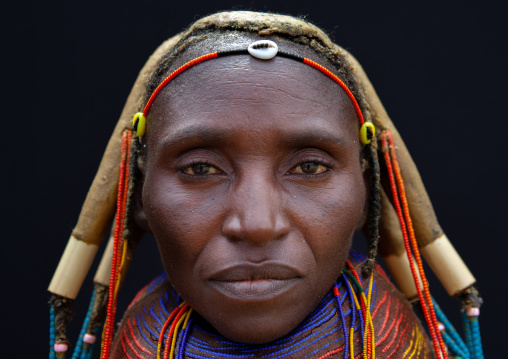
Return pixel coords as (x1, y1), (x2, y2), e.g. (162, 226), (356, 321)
(132, 40), (375, 144)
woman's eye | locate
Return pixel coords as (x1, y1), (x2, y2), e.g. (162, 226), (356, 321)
(291, 162), (328, 174)
(182, 163), (220, 175)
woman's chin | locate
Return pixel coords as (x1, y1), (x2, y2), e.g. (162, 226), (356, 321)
(199, 295), (314, 344)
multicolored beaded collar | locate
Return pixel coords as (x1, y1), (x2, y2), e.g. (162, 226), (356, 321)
(131, 40), (376, 145)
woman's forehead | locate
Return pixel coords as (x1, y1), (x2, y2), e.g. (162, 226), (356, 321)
(146, 54), (359, 142)
(148, 55), (356, 124)
(161, 55), (346, 105)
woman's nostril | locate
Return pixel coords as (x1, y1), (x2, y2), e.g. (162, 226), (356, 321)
(222, 207), (290, 244)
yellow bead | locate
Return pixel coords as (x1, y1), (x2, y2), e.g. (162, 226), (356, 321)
(132, 112), (146, 137)
(360, 121), (375, 144)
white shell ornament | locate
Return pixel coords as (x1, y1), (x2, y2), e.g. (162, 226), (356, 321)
(248, 40), (278, 60)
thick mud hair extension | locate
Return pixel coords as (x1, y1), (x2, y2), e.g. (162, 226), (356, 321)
(49, 294), (74, 347)
(123, 135), (140, 244)
(363, 138), (381, 275)
(117, 132), (141, 265)
(87, 283), (109, 336)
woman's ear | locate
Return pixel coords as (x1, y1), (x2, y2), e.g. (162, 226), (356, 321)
(133, 154), (152, 234)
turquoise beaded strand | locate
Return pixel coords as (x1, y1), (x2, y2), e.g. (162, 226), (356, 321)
(431, 297), (483, 359)
(50, 291), (99, 359)
(469, 316), (483, 359)
(71, 290), (96, 359)
(49, 306), (57, 359)
(461, 310), (474, 357)
(432, 298), (469, 358)
(461, 310), (484, 359)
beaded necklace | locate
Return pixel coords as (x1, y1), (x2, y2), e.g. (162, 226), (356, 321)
(149, 259), (375, 359)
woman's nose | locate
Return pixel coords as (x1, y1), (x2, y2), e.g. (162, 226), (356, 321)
(222, 174), (290, 245)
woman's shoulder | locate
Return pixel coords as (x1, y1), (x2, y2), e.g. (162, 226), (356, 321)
(347, 251), (433, 358)
(111, 273), (179, 358)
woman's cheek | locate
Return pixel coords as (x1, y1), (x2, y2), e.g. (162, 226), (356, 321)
(145, 175), (224, 261)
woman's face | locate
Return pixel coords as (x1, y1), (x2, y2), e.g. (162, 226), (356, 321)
(140, 48), (367, 343)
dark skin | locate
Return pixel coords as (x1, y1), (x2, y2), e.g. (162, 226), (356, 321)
(136, 48), (367, 344)
(112, 38), (432, 358)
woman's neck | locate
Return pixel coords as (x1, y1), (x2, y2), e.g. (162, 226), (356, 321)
(112, 254), (432, 358)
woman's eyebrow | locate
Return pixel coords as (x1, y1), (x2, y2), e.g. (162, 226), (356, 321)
(281, 130), (346, 148)
(158, 126), (231, 148)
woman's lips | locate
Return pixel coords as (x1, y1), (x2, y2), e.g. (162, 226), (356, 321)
(207, 263), (303, 301)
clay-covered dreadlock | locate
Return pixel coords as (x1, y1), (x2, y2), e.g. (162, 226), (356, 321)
(363, 132), (381, 275)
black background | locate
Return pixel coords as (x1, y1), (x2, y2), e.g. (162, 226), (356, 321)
(3, 0), (507, 357)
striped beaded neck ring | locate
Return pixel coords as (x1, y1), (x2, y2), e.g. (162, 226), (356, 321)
(132, 40), (376, 145)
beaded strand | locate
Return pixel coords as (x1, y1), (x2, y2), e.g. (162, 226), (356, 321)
(176, 315), (195, 359)
(433, 298), (469, 358)
(344, 274), (365, 357)
(167, 309), (194, 359)
(380, 130), (482, 359)
(333, 284), (350, 359)
(462, 310), (473, 357)
(366, 273), (376, 359)
(100, 129), (133, 359)
(157, 302), (191, 359)
(387, 131), (448, 357)
(49, 306), (56, 359)
(342, 273), (357, 358)
(381, 130), (446, 359)
(71, 290), (96, 359)
(342, 262), (375, 359)
(461, 310), (484, 359)
(468, 315), (483, 359)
